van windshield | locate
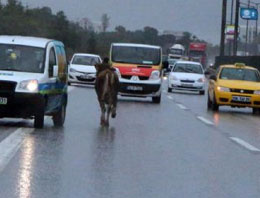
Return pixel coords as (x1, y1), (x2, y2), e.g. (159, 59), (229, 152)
(0, 44), (45, 73)
(112, 46), (161, 65)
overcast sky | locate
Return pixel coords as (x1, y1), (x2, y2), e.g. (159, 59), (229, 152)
(6, 0), (226, 44)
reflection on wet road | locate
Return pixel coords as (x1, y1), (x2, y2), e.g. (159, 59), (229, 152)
(0, 81), (260, 198)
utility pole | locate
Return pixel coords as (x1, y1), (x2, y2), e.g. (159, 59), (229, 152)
(245, 0), (250, 55)
(234, 0), (240, 55)
(220, 0), (227, 56)
(229, 0), (234, 55)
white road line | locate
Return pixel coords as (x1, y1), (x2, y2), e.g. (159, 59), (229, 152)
(176, 103), (188, 110)
(167, 95), (173, 100)
(230, 137), (260, 152)
(0, 128), (34, 173)
(197, 116), (214, 125)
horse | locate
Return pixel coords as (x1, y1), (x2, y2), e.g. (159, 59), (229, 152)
(95, 60), (119, 126)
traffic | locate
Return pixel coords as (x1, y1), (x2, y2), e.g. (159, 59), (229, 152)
(1, 0), (260, 197)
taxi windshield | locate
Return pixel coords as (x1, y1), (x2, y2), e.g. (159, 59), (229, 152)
(0, 44), (45, 73)
(173, 63), (203, 74)
(112, 46), (161, 65)
(219, 68), (260, 82)
(72, 55), (101, 65)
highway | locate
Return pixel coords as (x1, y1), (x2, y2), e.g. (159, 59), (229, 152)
(0, 80), (259, 198)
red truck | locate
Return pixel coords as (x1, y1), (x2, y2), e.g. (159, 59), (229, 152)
(188, 43), (207, 67)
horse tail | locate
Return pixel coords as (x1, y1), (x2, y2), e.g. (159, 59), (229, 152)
(101, 72), (109, 101)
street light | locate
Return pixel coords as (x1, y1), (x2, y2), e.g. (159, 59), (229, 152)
(220, 0), (227, 56)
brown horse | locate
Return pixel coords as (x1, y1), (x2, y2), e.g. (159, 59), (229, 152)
(95, 59), (119, 126)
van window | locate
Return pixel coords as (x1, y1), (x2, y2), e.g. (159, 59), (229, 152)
(0, 44), (45, 73)
(49, 47), (56, 77)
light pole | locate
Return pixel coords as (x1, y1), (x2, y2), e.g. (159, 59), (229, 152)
(234, 0), (240, 55)
(220, 0), (227, 56)
(245, 0), (251, 54)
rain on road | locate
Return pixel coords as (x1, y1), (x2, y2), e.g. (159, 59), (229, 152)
(0, 80), (260, 198)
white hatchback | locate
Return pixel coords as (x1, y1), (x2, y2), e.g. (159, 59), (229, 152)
(168, 61), (206, 95)
(68, 53), (102, 85)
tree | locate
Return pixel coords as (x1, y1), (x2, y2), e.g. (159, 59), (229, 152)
(101, 13), (110, 32)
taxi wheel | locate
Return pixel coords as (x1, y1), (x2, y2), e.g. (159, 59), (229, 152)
(152, 95), (161, 104)
(253, 108), (260, 115)
(212, 94), (219, 111)
(207, 93), (212, 109)
(53, 104), (66, 127)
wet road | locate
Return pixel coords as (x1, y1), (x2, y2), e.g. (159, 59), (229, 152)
(0, 80), (260, 198)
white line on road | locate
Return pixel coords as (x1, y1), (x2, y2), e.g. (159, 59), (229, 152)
(230, 137), (260, 152)
(197, 116), (214, 126)
(167, 95), (173, 100)
(0, 128), (34, 173)
(176, 103), (188, 110)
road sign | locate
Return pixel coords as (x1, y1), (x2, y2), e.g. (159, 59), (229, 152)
(240, 8), (258, 20)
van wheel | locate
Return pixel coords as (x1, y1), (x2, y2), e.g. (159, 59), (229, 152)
(152, 95), (161, 104)
(34, 109), (44, 129)
(53, 104), (66, 127)
(168, 88), (172, 93)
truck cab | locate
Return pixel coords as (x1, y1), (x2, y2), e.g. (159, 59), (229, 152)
(0, 36), (68, 128)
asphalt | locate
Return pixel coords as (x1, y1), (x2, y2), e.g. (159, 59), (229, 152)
(0, 80), (259, 198)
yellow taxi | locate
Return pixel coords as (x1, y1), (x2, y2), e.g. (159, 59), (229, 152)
(208, 63), (260, 113)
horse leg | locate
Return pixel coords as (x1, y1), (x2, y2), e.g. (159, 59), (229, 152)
(106, 104), (111, 126)
(100, 101), (106, 126)
(111, 93), (117, 118)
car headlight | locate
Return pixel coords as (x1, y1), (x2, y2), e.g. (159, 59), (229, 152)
(69, 68), (77, 73)
(115, 68), (121, 78)
(254, 90), (260, 95)
(217, 86), (230, 92)
(169, 75), (178, 81)
(19, 80), (39, 92)
(197, 78), (205, 83)
(150, 70), (160, 80)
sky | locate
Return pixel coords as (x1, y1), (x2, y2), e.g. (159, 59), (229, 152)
(4, 0), (226, 44)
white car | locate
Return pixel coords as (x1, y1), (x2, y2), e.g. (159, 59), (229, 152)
(68, 53), (102, 85)
(168, 61), (205, 95)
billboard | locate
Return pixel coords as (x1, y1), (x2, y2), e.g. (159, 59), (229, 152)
(240, 8), (258, 20)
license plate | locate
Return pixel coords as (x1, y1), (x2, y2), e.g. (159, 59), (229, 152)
(0, 97), (7, 105)
(80, 75), (93, 79)
(232, 96), (251, 102)
(126, 86), (143, 91)
(181, 83), (193, 87)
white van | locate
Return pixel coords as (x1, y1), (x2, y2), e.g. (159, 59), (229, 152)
(0, 36), (68, 128)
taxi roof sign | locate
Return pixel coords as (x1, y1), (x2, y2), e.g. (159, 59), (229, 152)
(234, 63), (246, 67)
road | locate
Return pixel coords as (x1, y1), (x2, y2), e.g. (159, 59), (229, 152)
(0, 80), (260, 198)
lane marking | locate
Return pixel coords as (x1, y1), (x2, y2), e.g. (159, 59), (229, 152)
(167, 95), (173, 100)
(197, 116), (214, 126)
(0, 128), (34, 173)
(230, 137), (260, 152)
(176, 103), (188, 110)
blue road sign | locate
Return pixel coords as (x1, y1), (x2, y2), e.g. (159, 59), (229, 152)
(240, 8), (258, 20)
